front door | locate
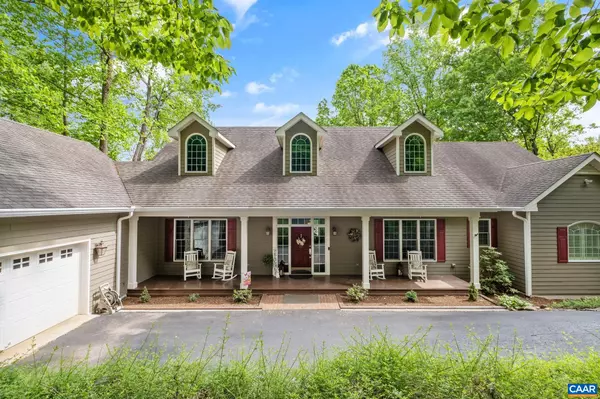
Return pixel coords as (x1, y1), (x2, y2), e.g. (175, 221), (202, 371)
(291, 226), (311, 269)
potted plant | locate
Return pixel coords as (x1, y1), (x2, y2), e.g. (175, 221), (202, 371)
(397, 262), (403, 277)
(262, 254), (278, 278)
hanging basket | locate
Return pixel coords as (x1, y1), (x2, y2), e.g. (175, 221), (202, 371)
(347, 228), (361, 242)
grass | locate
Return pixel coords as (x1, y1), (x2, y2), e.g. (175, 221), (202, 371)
(552, 297), (600, 310)
(1, 324), (599, 398)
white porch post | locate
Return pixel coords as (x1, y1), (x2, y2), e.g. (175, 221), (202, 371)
(240, 216), (249, 289)
(361, 216), (370, 289)
(468, 214), (480, 289)
(127, 215), (139, 289)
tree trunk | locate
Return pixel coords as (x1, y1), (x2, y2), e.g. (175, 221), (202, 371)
(132, 75), (153, 161)
(99, 49), (113, 154)
(61, 32), (69, 136)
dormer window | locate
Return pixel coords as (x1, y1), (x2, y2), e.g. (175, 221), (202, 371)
(404, 134), (426, 173)
(186, 134), (207, 173)
(290, 134), (312, 173)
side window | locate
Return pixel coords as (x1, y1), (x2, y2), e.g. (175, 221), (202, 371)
(478, 219), (491, 247)
(13, 257), (30, 270)
(569, 222), (600, 261)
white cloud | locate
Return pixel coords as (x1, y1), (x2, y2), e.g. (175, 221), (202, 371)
(331, 22), (371, 46)
(219, 90), (235, 98)
(330, 20), (394, 57)
(269, 67), (299, 83)
(223, 0), (257, 20)
(253, 102), (299, 116)
(245, 81), (273, 95)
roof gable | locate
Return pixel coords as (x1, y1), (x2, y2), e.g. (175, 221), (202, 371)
(168, 111), (235, 149)
(375, 113), (444, 149)
(275, 112), (325, 148)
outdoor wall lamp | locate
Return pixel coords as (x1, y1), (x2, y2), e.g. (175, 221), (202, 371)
(332, 226), (337, 236)
(94, 241), (108, 257)
(266, 227), (271, 236)
(584, 178), (593, 186)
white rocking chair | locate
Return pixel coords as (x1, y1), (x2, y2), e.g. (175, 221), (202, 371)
(183, 251), (202, 281)
(407, 250), (427, 282)
(212, 250), (237, 281)
(369, 250), (386, 280)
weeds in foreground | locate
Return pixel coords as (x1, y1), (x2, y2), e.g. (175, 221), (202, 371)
(553, 297), (600, 310)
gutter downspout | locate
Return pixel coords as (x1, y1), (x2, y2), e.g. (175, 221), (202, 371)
(116, 207), (135, 298)
(512, 211), (532, 297)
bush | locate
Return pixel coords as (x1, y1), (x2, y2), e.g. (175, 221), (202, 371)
(139, 287), (151, 303)
(405, 290), (418, 302)
(188, 293), (199, 303)
(233, 289), (252, 304)
(346, 284), (368, 303)
(553, 297), (600, 310)
(480, 247), (515, 295)
(498, 294), (532, 310)
(468, 283), (479, 301)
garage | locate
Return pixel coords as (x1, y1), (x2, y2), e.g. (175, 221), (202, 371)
(0, 244), (86, 349)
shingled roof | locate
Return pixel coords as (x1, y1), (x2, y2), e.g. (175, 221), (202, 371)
(0, 119), (131, 210)
(117, 126), (543, 209)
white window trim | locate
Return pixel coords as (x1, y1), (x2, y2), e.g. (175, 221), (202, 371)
(173, 218), (227, 262)
(275, 217), (329, 275)
(38, 251), (54, 264)
(12, 256), (31, 270)
(403, 133), (427, 174)
(478, 218), (491, 247)
(289, 133), (313, 174)
(567, 220), (600, 263)
(383, 219), (437, 262)
(184, 133), (208, 174)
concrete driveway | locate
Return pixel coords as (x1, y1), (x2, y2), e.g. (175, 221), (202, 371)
(25, 310), (600, 364)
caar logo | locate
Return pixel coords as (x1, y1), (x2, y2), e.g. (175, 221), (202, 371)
(568, 384), (598, 397)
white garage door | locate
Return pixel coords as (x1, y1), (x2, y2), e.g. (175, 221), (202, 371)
(0, 245), (82, 349)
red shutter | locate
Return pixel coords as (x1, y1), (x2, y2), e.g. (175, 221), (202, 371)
(466, 219), (470, 248)
(491, 218), (498, 248)
(436, 219), (446, 262)
(227, 218), (237, 251)
(374, 218), (383, 261)
(557, 227), (568, 263)
(165, 218), (174, 262)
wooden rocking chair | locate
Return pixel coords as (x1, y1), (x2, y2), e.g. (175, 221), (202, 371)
(183, 251), (202, 281)
(369, 250), (386, 280)
(407, 250), (427, 282)
(212, 250), (237, 281)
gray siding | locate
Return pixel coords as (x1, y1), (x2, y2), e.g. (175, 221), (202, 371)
(179, 121), (213, 176)
(248, 217), (273, 275)
(137, 217), (160, 283)
(531, 172), (600, 295)
(383, 139), (397, 175)
(0, 214), (121, 311)
(398, 121), (432, 176)
(330, 217), (362, 275)
(213, 139), (228, 173)
(284, 120), (318, 176)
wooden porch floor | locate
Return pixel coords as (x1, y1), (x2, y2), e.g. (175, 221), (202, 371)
(129, 275), (469, 296)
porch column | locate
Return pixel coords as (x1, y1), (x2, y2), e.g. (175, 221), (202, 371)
(127, 215), (139, 289)
(361, 216), (370, 289)
(240, 216), (249, 289)
(468, 214), (480, 289)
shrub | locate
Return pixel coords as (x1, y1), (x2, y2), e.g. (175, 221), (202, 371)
(480, 247), (515, 295)
(139, 287), (151, 303)
(233, 289), (252, 304)
(346, 284), (368, 303)
(467, 283), (479, 301)
(262, 253), (274, 267)
(188, 293), (199, 303)
(498, 294), (532, 310)
(405, 290), (418, 303)
(553, 297), (600, 310)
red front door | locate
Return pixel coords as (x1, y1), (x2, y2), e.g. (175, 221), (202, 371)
(291, 226), (311, 269)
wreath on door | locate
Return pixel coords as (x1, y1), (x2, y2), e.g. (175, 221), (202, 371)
(296, 234), (307, 247)
(347, 228), (361, 242)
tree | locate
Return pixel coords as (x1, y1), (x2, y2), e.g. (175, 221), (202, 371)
(373, 0), (600, 115)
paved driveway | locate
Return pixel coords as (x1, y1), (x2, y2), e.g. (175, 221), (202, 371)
(28, 310), (600, 363)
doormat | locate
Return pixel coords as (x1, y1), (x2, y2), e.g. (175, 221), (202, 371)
(283, 294), (320, 304)
(289, 270), (312, 279)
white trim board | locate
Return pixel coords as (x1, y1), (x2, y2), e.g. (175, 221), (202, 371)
(275, 112), (326, 149)
(375, 113), (444, 149)
(0, 207), (130, 218)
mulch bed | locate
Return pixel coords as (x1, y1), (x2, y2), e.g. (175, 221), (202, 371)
(339, 294), (497, 307)
(123, 295), (262, 309)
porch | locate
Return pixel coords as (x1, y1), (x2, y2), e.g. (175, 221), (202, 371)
(128, 274), (469, 296)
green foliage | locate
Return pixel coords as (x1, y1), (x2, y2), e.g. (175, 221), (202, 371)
(480, 247), (515, 296)
(553, 297), (600, 310)
(2, 330), (600, 398)
(498, 294), (533, 311)
(188, 293), (199, 303)
(233, 289), (252, 304)
(262, 253), (274, 268)
(139, 287), (151, 303)
(405, 290), (418, 302)
(373, 0), (600, 115)
(468, 283), (479, 302)
(346, 284), (368, 303)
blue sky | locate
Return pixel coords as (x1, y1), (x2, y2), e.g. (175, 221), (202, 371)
(211, 0), (389, 126)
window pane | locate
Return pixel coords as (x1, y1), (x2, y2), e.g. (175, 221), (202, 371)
(186, 135), (207, 172)
(175, 220), (191, 260)
(405, 135), (425, 172)
(192, 220), (209, 259)
(569, 222), (600, 261)
(402, 220), (418, 259)
(420, 220), (436, 260)
(291, 135), (311, 172)
(384, 220), (400, 260)
(313, 226), (326, 273)
(211, 220), (227, 260)
(291, 218), (311, 225)
(277, 218), (289, 225)
(478, 220), (490, 246)
(277, 227), (289, 266)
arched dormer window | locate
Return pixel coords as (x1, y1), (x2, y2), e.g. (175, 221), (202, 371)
(186, 134), (207, 172)
(404, 133), (426, 173)
(290, 134), (312, 173)
(569, 221), (600, 261)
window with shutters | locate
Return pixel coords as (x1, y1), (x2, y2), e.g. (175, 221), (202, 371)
(478, 219), (491, 247)
(384, 219), (436, 261)
(568, 222), (600, 261)
(174, 219), (227, 261)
